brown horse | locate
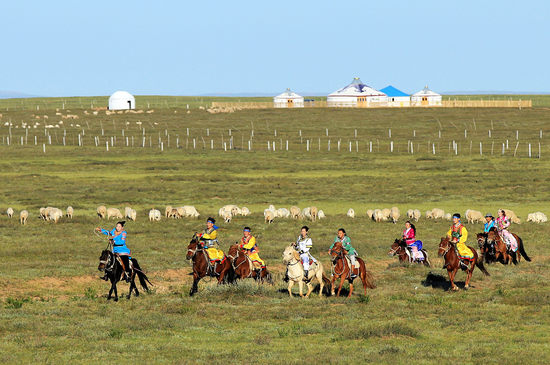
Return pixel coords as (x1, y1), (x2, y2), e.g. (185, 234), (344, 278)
(186, 235), (235, 296)
(438, 237), (490, 291)
(329, 241), (376, 297)
(477, 232), (513, 265)
(227, 244), (273, 284)
(388, 238), (431, 267)
(488, 231), (531, 265)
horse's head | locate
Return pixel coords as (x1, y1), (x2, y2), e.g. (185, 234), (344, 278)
(487, 230), (499, 247)
(438, 237), (451, 257)
(330, 241), (344, 263)
(388, 239), (403, 257)
(98, 250), (111, 272)
(186, 239), (199, 260)
(282, 244), (299, 265)
(477, 233), (488, 248)
(227, 244), (240, 262)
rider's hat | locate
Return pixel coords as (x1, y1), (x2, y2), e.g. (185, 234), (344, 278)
(485, 213), (493, 218)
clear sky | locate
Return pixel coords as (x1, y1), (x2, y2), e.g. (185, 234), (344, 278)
(1, 0), (548, 96)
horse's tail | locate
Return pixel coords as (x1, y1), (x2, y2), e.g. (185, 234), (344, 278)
(517, 236), (531, 262)
(131, 259), (153, 291)
(359, 259), (377, 289)
(422, 250), (432, 267)
(475, 258), (490, 277)
(223, 264), (236, 284)
(321, 272), (332, 292)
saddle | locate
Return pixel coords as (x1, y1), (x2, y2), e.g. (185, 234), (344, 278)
(344, 256), (360, 269)
(405, 246), (425, 261)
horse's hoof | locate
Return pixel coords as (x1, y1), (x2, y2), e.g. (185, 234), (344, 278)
(114, 298), (118, 302)
(452, 286), (459, 291)
(464, 285), (469, 290)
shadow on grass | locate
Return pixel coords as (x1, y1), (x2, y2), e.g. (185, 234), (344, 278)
(421, 271), (473, 291)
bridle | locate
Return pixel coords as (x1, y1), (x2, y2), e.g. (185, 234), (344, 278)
(439, 239), (454, 268)
(330, 247), (347, 276)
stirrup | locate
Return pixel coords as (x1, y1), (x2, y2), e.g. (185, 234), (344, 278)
(350, 272), (357, 279)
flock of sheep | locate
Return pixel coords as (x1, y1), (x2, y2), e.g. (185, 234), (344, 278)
(96, 205), (200, 221)
(262, 205), (326, 223)
(4, 206), (72, 225)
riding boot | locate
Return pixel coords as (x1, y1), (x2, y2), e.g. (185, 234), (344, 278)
(303, 270), (309, 282)
(254, 268), (261, 280)
(102, 274), (109, 281)
(350, 270), (357, 279)
(460, 260), (468, 271)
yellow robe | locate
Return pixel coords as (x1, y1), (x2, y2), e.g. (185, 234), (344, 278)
(202, 229), (224, 261)
(447, 224), (473, 259)
(241, 236), (265, 267)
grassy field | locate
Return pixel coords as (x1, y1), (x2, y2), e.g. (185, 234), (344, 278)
(1, 103), (550, 364)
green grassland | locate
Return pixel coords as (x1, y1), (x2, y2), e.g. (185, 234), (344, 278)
(0, 102), (550, 364)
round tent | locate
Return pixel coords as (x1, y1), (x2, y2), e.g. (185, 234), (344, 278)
(411, 86), (441, 106)
(109, 91), (135, 110)
(273, 88), (304, 108)
(327, 77), (386, 107)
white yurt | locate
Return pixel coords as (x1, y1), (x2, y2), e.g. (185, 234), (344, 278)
(327, 77), (387, 107)
(379, 85), (410, 107)
(411, 86), (442, 106)
(108, 91), (135, 110)
(273, 88), (304, 108)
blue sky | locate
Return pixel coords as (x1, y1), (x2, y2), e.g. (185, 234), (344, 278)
(1, 0), (548, 96)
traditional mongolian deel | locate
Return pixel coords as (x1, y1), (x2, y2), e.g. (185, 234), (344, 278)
(100, 228), (131, 257)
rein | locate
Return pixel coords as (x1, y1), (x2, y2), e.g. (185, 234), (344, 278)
(283, 252), (305, 281)
(439, 240), (453, 268)
(330, 249), (347, 277)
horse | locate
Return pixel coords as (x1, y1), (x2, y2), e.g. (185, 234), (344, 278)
(388, 238), (432, 267)
(477, 232), (513, 265)
(227, 244), (273, 284)
(437, 237), (490, 291)
(186, 234), (235, 296)
(488, 230), (531, 265)
(329, 241), (376, 297)
(281, 244), (331, 298)
(98, 249), (152, 302)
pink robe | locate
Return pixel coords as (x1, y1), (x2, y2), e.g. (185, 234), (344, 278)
(496, 216), (518, 252)
(403, 228), (423, 260)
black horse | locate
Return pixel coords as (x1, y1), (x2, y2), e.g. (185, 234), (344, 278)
(98, 250), (152, 301)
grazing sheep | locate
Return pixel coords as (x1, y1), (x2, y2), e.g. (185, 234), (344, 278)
(347, 209), (355, 218)
(39, 207), (47, 220)
(177, 206), (186, 218)
(107, 208), (123, 219)
(302, 207), (312, 220)
(407, 209), (414, 220)
(127, 209), (137, 221)
(389, 207), (400, 223)
(310, 206), (318, 222)
(268, 204), (275, 211)
(276, 208), (290, 218)
(97, 206), (107, 219)
(222, 205), (239, 216)
(124, 207), (132, 218)
(44, 207), (55, 220)
(366, 209), (374, 220)
(426, 210), (433, 219)
(466, 210), (483, 224)
(49, 208), (63, 223)
(182, 206), (200, 218)
(431, 208), (445, 220)
(318, 210), (326, 219)
(20, 210), (28, 225)
(413, 209), (421, 222)
(149, 209), (161, 221)
(165, 206), (173, 218)
(444, 213), (452, 220)
(168, 208), (181, 219)
(265, 210), (275, 224)
(264, 208), (276, 218)
(7, 207), (13, 218)
(290, 206), (301, 219)
(223, 210), (232, 223)
(381, 209), (391, 221)
(218, 207), (227, 218)
(66, 206), (74, 218)
(241, 207), (250, 216)
(373, 209), (383, 222)
(503, 209), (521, 224)
(527, 212), (547, 223)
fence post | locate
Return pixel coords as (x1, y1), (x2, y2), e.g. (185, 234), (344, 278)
(307, 140), (309, 151)
(369, 141), (372, 152)
(248, 141), (251, 151)
(272, 141), (275, 151)
(349, 141), (352, 152)
(502, 143), (505, 155)
(211, 140), (213, 149)
(529, 143), (531, 157)
(106, 141), (109, 151)
(337, 141), (340, 151)
(286, 140), (289, 151)
(480, 142), (482, 155)
(390, 141), (393, 152)
(389, 129), (391, 138)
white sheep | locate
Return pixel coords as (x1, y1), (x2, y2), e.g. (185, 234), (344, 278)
(165, 206), (173, 218)
(407, 209), (414, 220)
(49, 208), (63, 223)
(347, 209), (355, 218)
(125, 207), (132, 218)
(310, 206), (318, 222)
(318, 210), (326, 219)
(381, 209), (391, 221)
(149, 209), (161, 221)
(276, 208), (290, 218)
(66, 206), (74, 218)
(97, 206), (107, 219)
(526, 212), (547, 223)
(20, 210), (28, 225)
(290, 206), (301, 219)
(503, 209), (521, 224)
(389, 207), (400, 223)
(223, 210), (232, 223)
(168, 208), (181, 219)
(107, 208), (123, 219)
(177, 207), (186, 217)
(241, 207), (250, 216)
(302, 207), (311, 220)
(426, 210), (433, 219)
(373, 209), (383, 222)
(366, 209), (374, 220)
(265, 210), (275, 224)
(431, 208), (445, 220)
(127, 209), (137, 221)
(413, 209), (421, 222)
(466, 210), (483, 224)
(444, 213), (452, 220)
(183, 206), (200, 218)
(7, 207), (13, 218)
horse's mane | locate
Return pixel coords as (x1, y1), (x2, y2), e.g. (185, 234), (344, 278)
(284, 244), (301, 261)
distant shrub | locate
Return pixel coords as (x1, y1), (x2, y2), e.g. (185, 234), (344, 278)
(84, 286), (97, 300)
(5, 297), (31, 309)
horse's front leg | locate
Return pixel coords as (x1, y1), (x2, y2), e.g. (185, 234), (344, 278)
(305, 282), (314, 299)
(127, 280), (135, 300)
(112, 280), (119, 301)
(287, 280), (295, 297)
(298, 280), (305, 298)
(336, 276), (345, 297)
(347, 279), (354, 298)
(331, 276), (337, 296)
(189, 275), (200, 296)
(448, 269), (459, 291)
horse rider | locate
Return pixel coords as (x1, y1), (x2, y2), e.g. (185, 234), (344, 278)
(328, 228), (357, 278)
(295, 226), (317, 281)
(496, 209), (518, 252)
(95, 221), (132, 282)
(239, 226), (265, 275)
(403, 221), (423, 261)
(196, 217), (225, 264)
(446, 213), (474, 270)
(484, 213), (495, 233)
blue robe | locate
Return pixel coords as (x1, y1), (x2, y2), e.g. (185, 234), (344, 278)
(101, 228), (131, 256)
(484, 220), (495, 233)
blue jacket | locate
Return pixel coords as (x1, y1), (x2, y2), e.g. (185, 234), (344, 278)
(484, 220), (495, 233)
(101, 228), (131, 256)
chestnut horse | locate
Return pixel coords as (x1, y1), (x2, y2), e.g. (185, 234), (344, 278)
(98, 249), (152, 302)
(388, 238), (431, 267)
(227, 244), (273, 284)
(477, 232), (512, 265)
(186, 234), (235, 296)
(438, 237), (490, 291)
(488, 231), (531, 265)
(329, 241), (376, 297)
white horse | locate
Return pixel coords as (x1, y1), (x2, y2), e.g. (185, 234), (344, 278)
(282, 244), (331, 298)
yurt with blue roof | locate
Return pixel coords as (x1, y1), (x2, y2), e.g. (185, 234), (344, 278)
(327, 77), (386, 107)
(380, 86), (410, 107)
